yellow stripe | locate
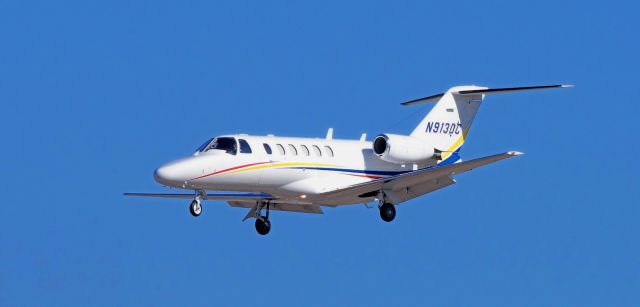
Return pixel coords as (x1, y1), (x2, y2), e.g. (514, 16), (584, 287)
(441, 128), (470, 161)
(224, 162), (337, 175)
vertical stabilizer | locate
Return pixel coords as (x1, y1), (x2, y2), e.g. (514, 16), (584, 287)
(410, 85), (486, 164)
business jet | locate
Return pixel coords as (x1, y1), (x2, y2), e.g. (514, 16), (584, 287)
(125, 84), (571, 235)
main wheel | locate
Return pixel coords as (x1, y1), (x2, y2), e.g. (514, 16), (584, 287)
(379, 203), (396, 222)
(189, 199), (202, 217)
(255, 217), (271, 235)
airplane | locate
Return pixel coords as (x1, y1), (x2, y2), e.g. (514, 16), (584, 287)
(125, 84), (572, 235)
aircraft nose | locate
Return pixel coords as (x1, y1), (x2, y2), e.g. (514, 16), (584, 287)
(153, 167), (166, 184)
(154, 163), (184, 186)
(153, 157), (204, 187)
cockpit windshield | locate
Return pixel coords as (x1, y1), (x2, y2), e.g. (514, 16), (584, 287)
(195, 138), (214, 153)
(205, 137), (237, 155)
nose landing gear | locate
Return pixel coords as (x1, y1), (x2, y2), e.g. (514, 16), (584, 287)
(189, 199), (202, 217)
(189, 190), (206, 217)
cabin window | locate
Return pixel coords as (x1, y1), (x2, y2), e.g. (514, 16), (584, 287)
(263, 143), (272, 155)
(300, 145), (310, 156)
(312, 145), (322, 157)
(238, 139), (252, 153)
(207, 137), (237, 155)
(324, 146), (334, 157)
(288, 144), (298, 156)
(276, 144), (285, 155)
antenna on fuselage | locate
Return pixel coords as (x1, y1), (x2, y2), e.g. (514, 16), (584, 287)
(326, 128), (333, 140)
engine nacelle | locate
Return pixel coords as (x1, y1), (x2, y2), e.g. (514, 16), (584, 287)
(372, 134), (437, 164)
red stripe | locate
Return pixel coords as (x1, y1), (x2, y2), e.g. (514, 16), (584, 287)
(346, 174), (384, 180)
(189, 162), (270, 180)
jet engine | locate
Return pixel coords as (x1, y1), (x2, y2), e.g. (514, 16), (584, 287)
(372, 134), (439, 164)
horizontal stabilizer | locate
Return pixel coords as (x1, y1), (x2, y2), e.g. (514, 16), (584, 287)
(402, 84), (573, 106)
(457, 84), (573, 95)
(401, 93), (445, 106)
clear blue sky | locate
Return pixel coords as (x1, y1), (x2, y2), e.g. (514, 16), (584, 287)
(1, 0), (638, 306)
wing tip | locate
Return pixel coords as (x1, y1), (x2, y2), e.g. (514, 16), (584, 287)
(507, 151), (525, 156)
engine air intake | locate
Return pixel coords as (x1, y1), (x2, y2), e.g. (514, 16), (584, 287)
(373, 135), (388, 155)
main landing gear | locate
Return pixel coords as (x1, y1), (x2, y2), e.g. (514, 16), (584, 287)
(379, 202), (396, 222)
(254, 202), (271, 235)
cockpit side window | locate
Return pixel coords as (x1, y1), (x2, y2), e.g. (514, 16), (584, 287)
(238, 139), (252, 153)
(207, 137), (237, 155)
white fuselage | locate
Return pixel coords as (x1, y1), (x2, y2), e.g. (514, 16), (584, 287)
(154, 134), (439, 206)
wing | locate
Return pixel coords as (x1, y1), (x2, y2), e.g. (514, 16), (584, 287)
(318, 151), (523, 205)
(124, 192), (322, 221)
(123, 192), (275, 202)
(228, 201), (323, 221)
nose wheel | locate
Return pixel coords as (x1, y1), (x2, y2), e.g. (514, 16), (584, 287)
(379, 202), (396, 222)
(189, 199), (202, 217)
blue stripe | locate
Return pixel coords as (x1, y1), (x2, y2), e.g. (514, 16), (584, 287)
(284, 167), (409, 176)
(437, 147), (462, 166)
(284, 149), (463, 177)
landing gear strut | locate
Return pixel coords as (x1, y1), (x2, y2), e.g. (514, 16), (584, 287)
(379, 202), (396, 222)
(254, 202), (271, 235)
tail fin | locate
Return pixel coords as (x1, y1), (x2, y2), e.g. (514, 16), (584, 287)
(405, 84), (572, 164)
